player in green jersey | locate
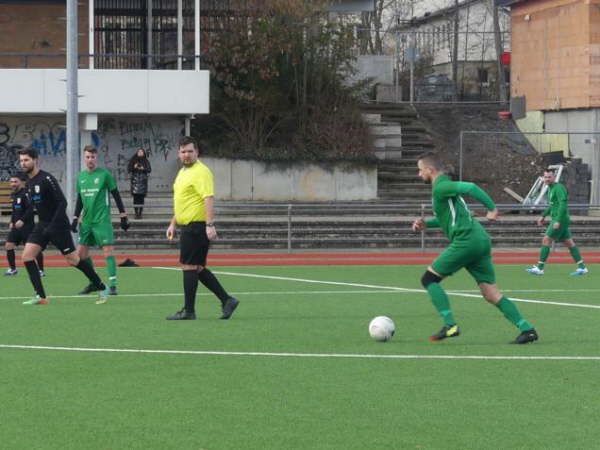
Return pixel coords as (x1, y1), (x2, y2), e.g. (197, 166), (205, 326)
(527, 168), (587, 276)
(412, 153), (538, 344)
(72, 145), (130, 296)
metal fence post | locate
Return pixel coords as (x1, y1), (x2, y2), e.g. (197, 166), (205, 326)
(287, 204), (292, 253)
(459, 131), (464, 181)
(420, 203), (426, 252)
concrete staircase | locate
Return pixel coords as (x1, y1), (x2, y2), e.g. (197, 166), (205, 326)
(85, 212), (600, 250)
(2, 195), (600, 250)
(361, 103), (435, 201)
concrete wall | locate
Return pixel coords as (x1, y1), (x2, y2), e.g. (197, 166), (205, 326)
(544, 109), (600, 203)
(207, 159), (377, 201)
(0, 69), (210, 115)
(0, 115), (377, 201)
(351, 55), (394, 86)
(516, 110), (569, 156)
(0, 115), (184, 191)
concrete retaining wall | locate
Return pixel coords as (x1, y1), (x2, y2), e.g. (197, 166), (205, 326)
(207, 158), (377, 201)
(0, 115), (377, 201)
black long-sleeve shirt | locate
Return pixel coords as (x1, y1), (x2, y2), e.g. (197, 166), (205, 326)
(11, 187), (34, 228)
(27, 170), (70, 231)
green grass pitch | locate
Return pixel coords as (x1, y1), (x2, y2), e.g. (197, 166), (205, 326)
(2, 263), (600, 449)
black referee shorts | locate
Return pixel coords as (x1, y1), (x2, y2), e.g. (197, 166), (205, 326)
(179, 222), (210, 266)
(27, 222), (76, 255)
(6, 226), (33, 246)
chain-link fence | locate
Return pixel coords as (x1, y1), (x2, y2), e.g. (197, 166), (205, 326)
(458, 131), (600, 207)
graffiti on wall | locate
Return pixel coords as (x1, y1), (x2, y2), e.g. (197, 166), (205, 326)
(95, 117), (183, 191)
(0, 116), (184, 192)
(0, 118), (67, 181)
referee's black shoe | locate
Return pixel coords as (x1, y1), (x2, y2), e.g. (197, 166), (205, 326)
(79, 283), (101, 295)
(220, 297), (239, 320)
(512, 329), (538, 344)
(166, 308), (196, 320)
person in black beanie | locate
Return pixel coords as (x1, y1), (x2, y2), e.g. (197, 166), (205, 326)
(127, 148), (151, 219)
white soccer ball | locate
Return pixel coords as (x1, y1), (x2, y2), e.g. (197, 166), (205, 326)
(368, 316), (395, 342)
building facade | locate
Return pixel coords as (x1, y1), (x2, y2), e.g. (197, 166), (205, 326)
(502, 0), (600, 203)
(396, 0), (510, 100)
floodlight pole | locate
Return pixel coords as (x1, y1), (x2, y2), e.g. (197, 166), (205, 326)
(177, 0), (183, 70)
(66, 0), (79, 217)
(195, 0), (200, 71)
(147, 0), (153, 69)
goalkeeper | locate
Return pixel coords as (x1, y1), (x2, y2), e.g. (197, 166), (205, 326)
(72, 145), (130, 296)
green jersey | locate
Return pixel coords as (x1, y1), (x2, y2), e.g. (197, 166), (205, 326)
(425, 174), (496, 241)
(542, 182), (569, 223)
(77, 167), (118, 225)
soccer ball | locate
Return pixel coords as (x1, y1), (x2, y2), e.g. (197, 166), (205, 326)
(368, 316), (395, 342)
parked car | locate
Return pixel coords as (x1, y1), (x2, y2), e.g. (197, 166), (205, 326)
(416, 73), (456, 101)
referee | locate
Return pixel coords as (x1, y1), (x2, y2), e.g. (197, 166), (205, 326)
(165, 136), (239, 320)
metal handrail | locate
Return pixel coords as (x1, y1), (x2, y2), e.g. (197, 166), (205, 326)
(0, 52), (204, 69)
(211, 202), (600, 252)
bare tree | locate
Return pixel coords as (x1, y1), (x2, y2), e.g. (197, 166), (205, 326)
(358, 0), (398, 55)
(452, 0), (459, 100)
(489, 0), (507, 102)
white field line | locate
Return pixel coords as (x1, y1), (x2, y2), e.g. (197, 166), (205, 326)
(1, 287), (599, 302)
(1, 343), (600, 361)
(152, 268), (600, 311)
(0, 290), (400, 301)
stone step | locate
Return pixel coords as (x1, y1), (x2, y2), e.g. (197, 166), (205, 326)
(360, 104), (417, 114)
(400, 139), (435, 148)
(378, 174), (421, 183)
(378, 192), (431, 200)
(399, 125), (427, 132)
(378, 162), (418, 170)
(5, 215), (600, 249)
(380, 118), (420, 127)
(370, 125), (403, 136)
(377, 182), (430, 190)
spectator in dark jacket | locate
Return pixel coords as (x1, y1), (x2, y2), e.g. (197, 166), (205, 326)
(127, 148), (151, 219)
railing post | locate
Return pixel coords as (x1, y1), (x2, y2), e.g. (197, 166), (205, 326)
(459, 131), (464, 181)
(420, 203), (426, 252)
(287, 204), (292, 253)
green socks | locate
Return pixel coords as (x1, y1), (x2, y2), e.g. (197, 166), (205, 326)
(569, 246), (585, 269)
(106, 255), (117, 288)
(538, 246), (585, 270)
(537, 245), (550, 270)
(426, 283), (456, 326)
(495, 297), (533, 331)
(426, 287), (534, 332)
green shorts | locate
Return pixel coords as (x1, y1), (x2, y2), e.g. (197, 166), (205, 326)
(79, 221), (114, 247)
(545, 221), (571, 242)
(431, 232), (496, 284)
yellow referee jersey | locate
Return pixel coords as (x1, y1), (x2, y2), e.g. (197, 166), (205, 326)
(173, 161), (214, 225)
